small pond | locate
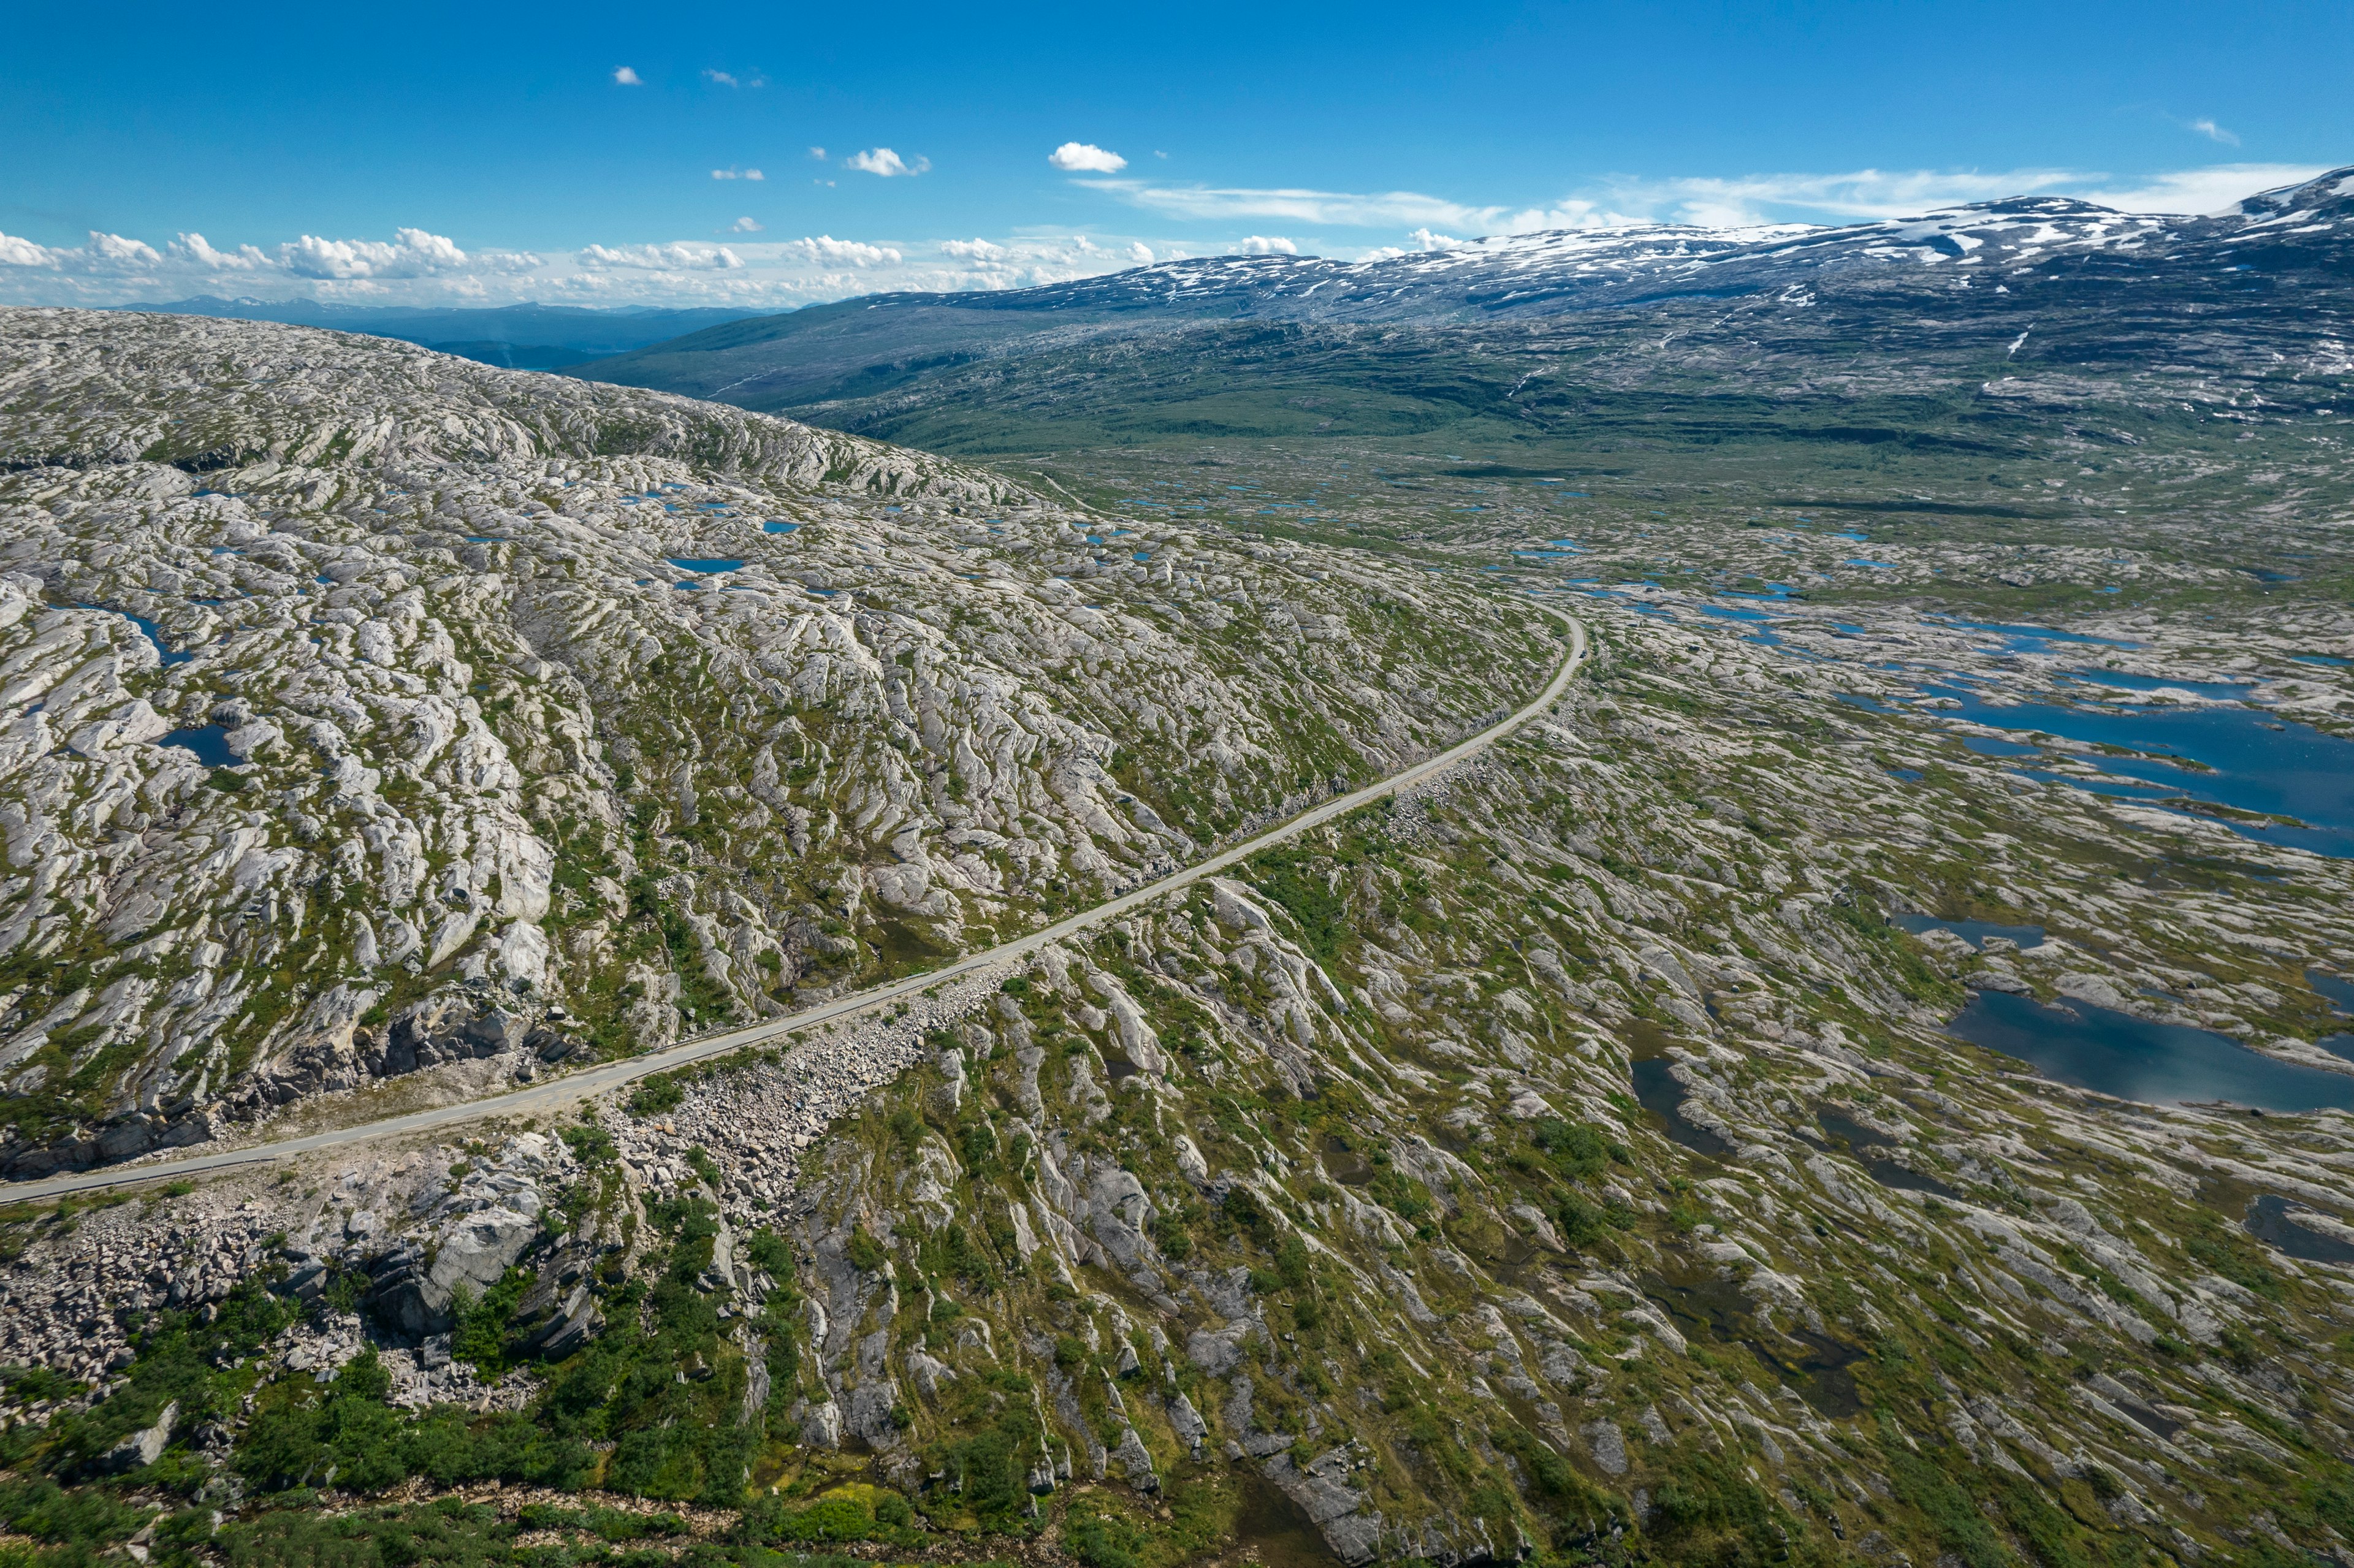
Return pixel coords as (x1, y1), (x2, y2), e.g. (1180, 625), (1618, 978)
(1630, 1058), (1729, 1156)
(1947, 990), (2354, 1112)
(2245, 1195), (2354, 1263)
(1893, 913), (2046, 949)
(158, 725), (237, 767)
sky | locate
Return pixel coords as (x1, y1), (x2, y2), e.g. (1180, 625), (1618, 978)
(3, 0), (2349, 311)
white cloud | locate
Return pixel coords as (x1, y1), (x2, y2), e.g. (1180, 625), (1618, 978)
(710, 167), (764, 181)
(1237, 235), (1297, 254)
(282, 227), (519, 280)
(612, 66), (641, 85)
(2081, 162), (2325, 215)
(88, 232), (163, 267)
(1049, 142), (1127, 173)
(2187, 118), (2239, 147)
(172, 232), (271, 270)
(0, 223), (1167, 306)
(1086, 164), (2327, 237)
(783, 235), (902, 266)
(0, 232), (63, 267)
(808, 147), (826, 161)
(9, 162), (2332, 313)
(1086, 180), (1498, 229)
(844, 148), (928, 177)
(579, 242), (745, 271)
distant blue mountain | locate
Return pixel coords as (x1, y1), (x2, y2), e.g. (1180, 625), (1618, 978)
(119, 297), (772, 367)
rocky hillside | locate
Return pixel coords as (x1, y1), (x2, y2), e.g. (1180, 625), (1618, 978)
(0, 309), (1558, 1175)
(0, 596), (2349, 1568)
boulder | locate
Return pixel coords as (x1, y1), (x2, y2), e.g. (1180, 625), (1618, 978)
(94, 1399), (176, 1475)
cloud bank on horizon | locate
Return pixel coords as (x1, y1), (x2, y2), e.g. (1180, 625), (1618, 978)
(0, 159), (2326, 312)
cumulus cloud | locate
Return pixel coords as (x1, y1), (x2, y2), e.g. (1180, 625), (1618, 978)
(0, 223), (1168, 308)
(278, 227), (511, 280)
(844, 148), (928, 177)
(710, 167), (764, 181)
(1236, 235), (1298, 254)
(1049, 142), (1127, 173)
(783, 235), (902, 266)
(612, 66), (641, 85)
(0, 233), (63, 267)
(579, 242), (744, 271)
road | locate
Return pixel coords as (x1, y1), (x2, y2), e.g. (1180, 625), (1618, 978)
(7, 612), (1586, 1202)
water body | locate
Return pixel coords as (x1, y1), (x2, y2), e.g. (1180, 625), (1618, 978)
(1940, 617), (2141, 653)
(2306, 969), (2354, 1016)
(80, 605), (194, 667)
(2245, 1195), (2354, 1263)
(158, 725), (237, 767)
(762, 521), (798, 534)
(2293, 653), (2348, 668)
(666, 557), (744, 573)
(1927, 685), (2354, 858)
(1630, 1058), (1730, 1156)
(1893, 913), (2046, 949)
(2063, 669), (2256, 701)
(1700, 604), (1773, 623)
(1946, 989), (2354, 1112)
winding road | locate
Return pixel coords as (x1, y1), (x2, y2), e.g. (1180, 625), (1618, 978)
(7, 612), (1588, 1202)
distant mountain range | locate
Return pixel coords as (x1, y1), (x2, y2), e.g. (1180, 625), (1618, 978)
(121, 297), (762, 368)
(551, 167), (2354, 468)
(557, 168), (2354, 434)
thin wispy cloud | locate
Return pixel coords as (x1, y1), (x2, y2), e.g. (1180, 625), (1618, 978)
(710, 167), (764, 181)
(725, 217), (763, 234)
(1049, 142), (1127, 173)
(2081, 162), (2323, 216)
(844, 148), (928, 177)
(1086, 161), (2331, 237)
(611, 66), (641, 85)
(2185, 117), (2239, 147)
(1085, 180), (1497, 229)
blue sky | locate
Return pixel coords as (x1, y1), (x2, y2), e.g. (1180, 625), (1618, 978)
(3, 0), (2348, 308)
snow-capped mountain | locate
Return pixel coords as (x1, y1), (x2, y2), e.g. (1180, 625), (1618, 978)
(570, 166), (2354, 414)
